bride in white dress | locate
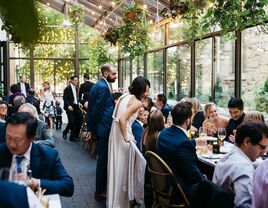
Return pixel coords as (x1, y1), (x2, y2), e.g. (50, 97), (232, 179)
(107, 76), (150, 208)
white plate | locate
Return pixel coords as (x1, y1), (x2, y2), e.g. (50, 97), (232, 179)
(201, 136), (218, 141)
(201, 153), (221, 159)
(220, 146), (231, 153)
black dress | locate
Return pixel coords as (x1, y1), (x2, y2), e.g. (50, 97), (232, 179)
(192, 111), (205, 130)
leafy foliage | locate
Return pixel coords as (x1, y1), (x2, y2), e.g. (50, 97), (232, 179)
(161, 0), (268, 44)
(68, 4), (84, 27)
(111, 2), (150, 59)
(255, 77), (268, 113)
(0, 0), (41, 46)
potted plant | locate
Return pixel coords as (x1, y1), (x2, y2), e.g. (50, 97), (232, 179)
(117, 2), (150, 58)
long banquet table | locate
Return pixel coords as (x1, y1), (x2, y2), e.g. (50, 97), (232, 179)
(196, 137), (263, 179)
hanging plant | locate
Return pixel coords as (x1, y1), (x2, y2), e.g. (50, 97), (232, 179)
(0, 0), (41, 46)
(160, 0), (268, 44)
(68, 4), (84, 27)
(104, 27), (119, 46)
(117, 2), (150, 59)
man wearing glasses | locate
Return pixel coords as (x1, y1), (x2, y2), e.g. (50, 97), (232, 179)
(0, 101), (8, 143)
(213, 122), (268, 208)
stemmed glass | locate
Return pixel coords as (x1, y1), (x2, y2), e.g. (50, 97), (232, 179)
(199, 127), (207, 138)
(218, 128), (226, 146)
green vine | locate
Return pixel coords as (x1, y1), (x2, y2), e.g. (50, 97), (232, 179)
(105, 2), (150, 59)
(161, 0), (268, 44)
(0, 0), (42, 46)
(68, 4), (84, 27)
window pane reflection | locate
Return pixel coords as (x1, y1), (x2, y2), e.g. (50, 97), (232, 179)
(195, 39), (212, 103)
(167, 45), (191, 101)
(215, 35), (235, 107)
(147, 50), (164, 98)
(242, 28), (268, 113)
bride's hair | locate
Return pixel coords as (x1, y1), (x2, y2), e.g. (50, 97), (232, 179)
(128, 76), (150, 100)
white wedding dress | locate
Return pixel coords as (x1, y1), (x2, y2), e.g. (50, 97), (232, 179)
(107, 93), (137, 208)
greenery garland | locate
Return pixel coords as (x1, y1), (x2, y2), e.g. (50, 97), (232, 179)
(0, 0), (41, 46)
(161, 0), (268, 44)
(68, 4), (84, 27)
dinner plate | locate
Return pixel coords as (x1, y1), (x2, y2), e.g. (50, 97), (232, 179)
(201, 153), (221, 159)
(220, 146), (231, 153)
(202, 136), (218, 142)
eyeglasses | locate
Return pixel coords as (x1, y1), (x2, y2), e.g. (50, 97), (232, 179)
(257, 142), (268, 151)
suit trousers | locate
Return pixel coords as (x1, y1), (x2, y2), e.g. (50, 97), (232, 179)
(96, 136), (108, 193)
(64, 105), (80, 139)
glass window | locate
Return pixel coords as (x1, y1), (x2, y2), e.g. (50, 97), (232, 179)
(242, 27), (268, 113)
(195, 38), (212, 103)
(149, 26), (165, 49)
(147, 50), (164, 98)
(215, 35), (235, 107)
(9, 59), (31, 84)
(34, 43), (75, 58)
(9, 43), (29, 58)
(168, 20), (185, 44)
(167, 45), (191, 101)
(121, 59), (131, 91)
(132, 56), (144, 78)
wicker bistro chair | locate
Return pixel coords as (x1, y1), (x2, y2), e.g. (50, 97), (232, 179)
(145, 151), (190, 208)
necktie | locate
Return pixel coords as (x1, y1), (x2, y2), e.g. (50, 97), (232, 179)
(15, 156), (25, 173)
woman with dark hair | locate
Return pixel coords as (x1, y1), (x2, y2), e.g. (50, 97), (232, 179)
(141, 109), (165, 153)
(107, 76), (150, 208)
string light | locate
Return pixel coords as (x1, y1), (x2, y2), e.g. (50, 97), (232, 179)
(111, 1), (115, 6)
(143, 4), (147, 10)
(91, 11), (95, 15)
(98, 5), (102, 9)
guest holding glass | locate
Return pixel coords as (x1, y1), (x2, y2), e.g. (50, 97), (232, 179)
(202, 103), (229, 137)
(0, 112), (74, 196)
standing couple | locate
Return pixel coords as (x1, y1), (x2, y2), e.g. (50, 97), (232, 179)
(86, 64), (150, 207)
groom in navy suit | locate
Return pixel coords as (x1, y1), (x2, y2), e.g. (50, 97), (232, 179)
(86, 63), (117, 199)
(0, 112), (74, 197)
(157, 101), (205, 198)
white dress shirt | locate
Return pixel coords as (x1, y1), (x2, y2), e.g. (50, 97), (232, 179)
(70, 83), (78, 104)
(212, 146), (254, 208)
(102, 77), (112, 93)
(20, 82), (27, 97)
(10, 143), (32, 184)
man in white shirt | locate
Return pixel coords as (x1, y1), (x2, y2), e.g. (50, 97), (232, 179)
(0, 112), (74, 196)
(63, 75), (82, 142)
(213, 122), (268, 208)
(17, 75), (30, 97)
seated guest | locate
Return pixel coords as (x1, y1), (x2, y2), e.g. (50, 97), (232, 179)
(156, 94), (172, 123)
(142, 109), (165, 153)
(0, 181), (43, 208)
(131, 107), (145, 151)
(0, 112), (74, 196)
(190, 97), (205, 130)
(26, 88), (41, 117)
(142, 109), (149, 128)
(213, 122), (268, 208)
(202, 103), (229, 136)
(18, 103), (55, 148)
(8, 94), (26, 117)
(8, 84), (26, 106)
(244, 111), (264, 123)
(252, 157), (268, 208)
(226, 97), (245, 141)
(0, 101), (8, 143)
(157, 102), (205, 197)
(142, 96), (156, 112)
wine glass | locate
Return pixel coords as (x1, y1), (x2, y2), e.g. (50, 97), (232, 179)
(199, 127), (207, 138)
(218, 128), (226, 146)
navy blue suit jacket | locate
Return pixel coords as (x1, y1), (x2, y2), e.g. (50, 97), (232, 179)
(0, 181), (28, 208)
(87, 78), (115, 139)
(157, 125), (204, 196)
(131, 120), (144, 151)
(0, 143), (74, 197)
